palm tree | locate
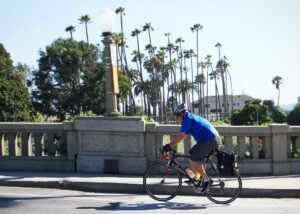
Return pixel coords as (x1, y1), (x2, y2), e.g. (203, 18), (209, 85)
(205, 55), (212, 119)
(78, 15), (91, 44)
(143, 23), (156, 114)
(131, 28), (147, 114)
(131, 29), (143, 73)
(143, 80), (153, 116)
(199, 61), (207, 116)
(184, 49), (196, 112)
(165, 58), (177, 107)
(144, 44), (157, 114)
(220, 56), (233, 114)
(114, 7), (136, 113)
(164, 59), (174, 100)
(115, 7), (129, 75)
(115, 7), (125, 33)
(209, 68), (222, 120)
(131, 47), (146, 114)
(112, 32), (136, 114)
(165, 32), (175, 111)
(225, 59), (234, 113)
(115, 7), (126, 69)
(215, 43), (228, 117)
(145, 44), (157, 60)
(191, 24), (203, 114)
(115, 7), (126, 68)
(154, 49), (167, 121)
(175, 37), (185, 103)
(65, 25), (76, 39)
(143, 22), (154, 46)
(183, 50), (189, 106)
(216, 60), (228, 116)
(112, 33), (123, 66)
(215, 42), (222, 60)
(272, 76), (283, 106)
(134, 79), (150, 116)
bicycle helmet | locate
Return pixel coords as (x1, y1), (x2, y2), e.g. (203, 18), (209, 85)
(173, 103), (187, 115)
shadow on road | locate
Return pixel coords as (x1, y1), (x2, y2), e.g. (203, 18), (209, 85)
(77, 201), (228, 211)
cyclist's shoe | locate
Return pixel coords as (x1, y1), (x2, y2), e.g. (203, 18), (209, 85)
(184, 179), (200, 186)
(200, 177), (212, 192)
(184, 179), (194, 185)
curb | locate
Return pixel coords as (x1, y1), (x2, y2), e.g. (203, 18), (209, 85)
(1, 180), (299, 198)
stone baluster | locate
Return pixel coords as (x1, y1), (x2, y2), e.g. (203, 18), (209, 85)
(21, 132), (32, 156)
(7, 132), (18, 156)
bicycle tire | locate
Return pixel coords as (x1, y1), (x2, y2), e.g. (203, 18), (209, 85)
(143, 163), (182, 201)
(206, 168), (242, 204)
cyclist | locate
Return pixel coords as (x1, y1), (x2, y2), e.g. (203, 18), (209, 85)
(162, 103), (220, 192)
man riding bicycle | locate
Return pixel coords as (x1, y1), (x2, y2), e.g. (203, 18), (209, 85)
(162, 103), (220, 192)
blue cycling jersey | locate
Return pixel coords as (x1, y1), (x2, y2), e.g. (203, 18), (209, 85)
(180, 112), (219, 143)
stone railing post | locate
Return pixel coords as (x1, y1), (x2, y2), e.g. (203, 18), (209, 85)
(144, 122), (158, 166)
(74, 116), (146, 174)
(63, 122), (76, 159)
(270, 124), (290, 175)
(63, 122), (77, 171)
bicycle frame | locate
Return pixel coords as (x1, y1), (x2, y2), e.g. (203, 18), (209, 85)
(162, 149), (218, 186)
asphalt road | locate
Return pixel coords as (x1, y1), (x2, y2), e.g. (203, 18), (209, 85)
(0, 186), (299, 214)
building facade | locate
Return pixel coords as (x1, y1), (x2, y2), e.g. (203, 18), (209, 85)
(192, 94), (254, 120)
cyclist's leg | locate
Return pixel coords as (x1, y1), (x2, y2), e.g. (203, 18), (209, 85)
(189, 159), (207, 179)
(189, 138), (220, 180)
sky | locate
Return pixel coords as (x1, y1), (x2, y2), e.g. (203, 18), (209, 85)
(1, 0), (300, 107)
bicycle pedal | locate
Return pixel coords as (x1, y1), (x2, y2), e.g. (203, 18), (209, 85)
(192, 186), (202, 194)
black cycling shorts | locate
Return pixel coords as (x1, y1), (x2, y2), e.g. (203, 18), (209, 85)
(189, 137), (220, 161)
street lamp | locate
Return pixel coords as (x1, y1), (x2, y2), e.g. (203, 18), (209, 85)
(98, 7), (120, 116)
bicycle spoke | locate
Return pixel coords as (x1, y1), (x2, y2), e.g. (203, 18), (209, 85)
(206, 174), (242, 204)
(143, 163), (182, 201)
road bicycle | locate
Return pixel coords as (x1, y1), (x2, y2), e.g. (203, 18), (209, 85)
(143, 148), (242, 204)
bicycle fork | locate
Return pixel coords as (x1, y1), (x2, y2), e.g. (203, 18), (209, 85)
(161, 168), (171, 184)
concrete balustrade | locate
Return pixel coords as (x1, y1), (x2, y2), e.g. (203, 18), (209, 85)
(0, 117), (300, 175)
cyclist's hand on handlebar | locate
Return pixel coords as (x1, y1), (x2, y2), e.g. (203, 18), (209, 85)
(162, 143), (172, 152)
(160, 144), (174, 161)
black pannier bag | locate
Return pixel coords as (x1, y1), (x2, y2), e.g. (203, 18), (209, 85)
(216, 150), (237, 176)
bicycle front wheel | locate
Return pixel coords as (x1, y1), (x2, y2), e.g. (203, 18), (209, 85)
(143, 163), (182, 201)
(206, 171), (242, 204)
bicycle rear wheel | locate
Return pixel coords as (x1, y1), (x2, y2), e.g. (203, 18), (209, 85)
(206, 169), (242, 204)
(143, 163), (182, 201)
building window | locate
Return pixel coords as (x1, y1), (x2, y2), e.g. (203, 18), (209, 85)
(222, 103), (230, 107)
(233, 102), (239, 107)
(211, 109), (221, 113)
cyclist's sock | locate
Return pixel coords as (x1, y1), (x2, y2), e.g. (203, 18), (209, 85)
(201, 177), (212, 192)
(204, 177), (210, 182)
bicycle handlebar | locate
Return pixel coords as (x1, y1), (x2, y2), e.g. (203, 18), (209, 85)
(159, 147), (191, 159)
(159, 146), (176, 160)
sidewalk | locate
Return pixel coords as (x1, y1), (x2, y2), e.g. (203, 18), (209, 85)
(0, 171), (299, 198)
